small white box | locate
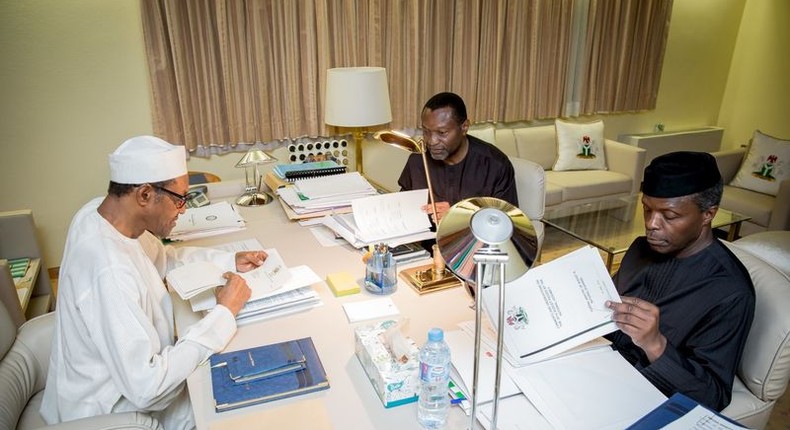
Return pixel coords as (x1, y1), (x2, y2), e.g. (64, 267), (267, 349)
(354, 320), (420, 408)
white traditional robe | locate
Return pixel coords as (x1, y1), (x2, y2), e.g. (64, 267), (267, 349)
(41, 198), (238, 430)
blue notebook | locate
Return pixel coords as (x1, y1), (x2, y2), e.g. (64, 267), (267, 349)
(626, 392), (747, 429)
(210, 337), (329, 412)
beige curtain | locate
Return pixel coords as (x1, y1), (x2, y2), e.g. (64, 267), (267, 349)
(579, 0), (673, 114)
(141, 0), (669, 151)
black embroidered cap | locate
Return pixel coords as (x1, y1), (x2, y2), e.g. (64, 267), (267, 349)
(642, 151), (721, 198)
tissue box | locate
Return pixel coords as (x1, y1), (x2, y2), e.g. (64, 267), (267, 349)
(354, 320), (420, 408)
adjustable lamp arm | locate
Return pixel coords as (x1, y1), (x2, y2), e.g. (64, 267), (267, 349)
(374, 131), (438, 219)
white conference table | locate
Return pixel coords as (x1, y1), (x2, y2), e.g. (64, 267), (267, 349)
(171, 192), (482, 429)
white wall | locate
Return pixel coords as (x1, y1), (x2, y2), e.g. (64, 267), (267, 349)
(1, 0), (780, 267)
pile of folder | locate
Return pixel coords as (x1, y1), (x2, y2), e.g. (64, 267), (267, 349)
(168, 201), (246, 241)
(321, 189), (435, 248)
(275, 172), (378, 219)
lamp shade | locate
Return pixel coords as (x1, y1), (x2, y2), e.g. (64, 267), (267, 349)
(325, 67), (392, 127)
(235, 148), (277, 167)
(436, 197), (538, 286)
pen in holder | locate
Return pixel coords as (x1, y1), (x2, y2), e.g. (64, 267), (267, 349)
(365, 243), (397, 295)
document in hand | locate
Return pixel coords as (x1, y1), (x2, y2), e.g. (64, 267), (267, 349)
(482, 245), (622, 366)
(321, 189), (435, 248)
(210, 337), (329, 412)
(168, 201), (245, 241)
(166, 248), (291, 300)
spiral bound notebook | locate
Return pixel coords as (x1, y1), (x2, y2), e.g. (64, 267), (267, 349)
(273, 161), (346, 182)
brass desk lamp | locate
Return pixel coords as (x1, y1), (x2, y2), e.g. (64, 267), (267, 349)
(437, 197), (538, 430)
(373, 130), (462, 294)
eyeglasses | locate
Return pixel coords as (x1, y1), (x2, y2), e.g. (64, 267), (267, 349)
(151, 185), (190, 209)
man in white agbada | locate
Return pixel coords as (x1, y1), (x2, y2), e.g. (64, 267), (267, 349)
(41, 136), (265, 429)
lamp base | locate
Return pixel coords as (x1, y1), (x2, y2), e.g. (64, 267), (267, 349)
(236, 192), (273, 206)
(399, 264), (463, 294)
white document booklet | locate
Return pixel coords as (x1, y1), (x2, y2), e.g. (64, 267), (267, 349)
(167, 201), (246, 241)
(321, 189), (435, 248)
(482, 245), (622, 366)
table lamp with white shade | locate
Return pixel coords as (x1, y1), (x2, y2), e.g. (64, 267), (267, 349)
(324, 67), (392, 174)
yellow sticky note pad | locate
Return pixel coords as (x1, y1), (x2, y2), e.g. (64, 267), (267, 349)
(326, 272), (360, 297)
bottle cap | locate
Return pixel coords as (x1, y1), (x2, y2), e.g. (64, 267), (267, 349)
(428, 327), (443, 342)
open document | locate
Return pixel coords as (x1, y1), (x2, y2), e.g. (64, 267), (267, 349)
(482, 245), (622, 366)
(321, 189), (435, 248)
(167, 240), (322, 323)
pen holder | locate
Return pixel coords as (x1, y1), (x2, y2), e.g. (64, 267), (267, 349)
(365, 244), (397, 295)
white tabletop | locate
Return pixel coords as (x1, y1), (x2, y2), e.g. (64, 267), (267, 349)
(171, 197), (480, 429)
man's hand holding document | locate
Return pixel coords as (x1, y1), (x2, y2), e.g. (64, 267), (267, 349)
(481, 245), (622, 366)
(321, 189), (436, 248)
(444, 246), (668, 430)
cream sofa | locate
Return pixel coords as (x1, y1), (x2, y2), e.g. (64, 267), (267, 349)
(721, 231), (790, 428)
(711, 148), (790, 236)
(469, 123), (646, 211)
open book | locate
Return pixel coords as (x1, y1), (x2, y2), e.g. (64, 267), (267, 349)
(481, 245), (622, 366)
(321, 189), (435, 248)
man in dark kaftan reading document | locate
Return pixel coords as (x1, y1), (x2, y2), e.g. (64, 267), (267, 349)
(398, 92), (518, 223)
(606, 151), (755, 411)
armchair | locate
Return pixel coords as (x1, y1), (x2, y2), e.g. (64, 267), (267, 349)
(0, 302), (163, 430)
(721, 231), (790, 428)
(712, 148), (790, 236)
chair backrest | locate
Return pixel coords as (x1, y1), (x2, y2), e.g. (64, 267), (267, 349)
(188, 171), (221, 185)
(0, 304), (54, 429)
(725, 235), (790, 402)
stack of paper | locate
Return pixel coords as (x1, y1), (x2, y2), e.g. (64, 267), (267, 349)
(275, 172), (378, 219)
(171, 240), (323, 324)
(321, 189), (435, 248)
(168, 201), (245, 241)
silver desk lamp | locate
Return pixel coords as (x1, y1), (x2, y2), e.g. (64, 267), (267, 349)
(235, 148), (277, 206)
(436, 197), (538, 429)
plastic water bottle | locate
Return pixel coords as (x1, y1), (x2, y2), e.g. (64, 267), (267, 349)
(417, 328), (451, 429)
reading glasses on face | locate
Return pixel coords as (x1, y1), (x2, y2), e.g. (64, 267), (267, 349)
(152, 185), (191, 209)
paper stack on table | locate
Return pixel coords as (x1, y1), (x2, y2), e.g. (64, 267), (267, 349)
(275, 172), (378, 219)
(169, 240), (323, 324)
(321, 189), (435, 248)
(167, 201), (245, 241)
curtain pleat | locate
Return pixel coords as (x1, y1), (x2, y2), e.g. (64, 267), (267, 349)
(141, 0), (671, 152)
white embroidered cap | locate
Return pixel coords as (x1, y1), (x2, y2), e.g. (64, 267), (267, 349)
(109, 136), (187, 184)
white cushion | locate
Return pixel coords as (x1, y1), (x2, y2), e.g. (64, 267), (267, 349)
(730, 130), (789, 196)
(467, 123), (497, 145)
(553, 119), (608, 171)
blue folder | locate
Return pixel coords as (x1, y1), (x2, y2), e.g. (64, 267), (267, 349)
(210, 337), (329, 412)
